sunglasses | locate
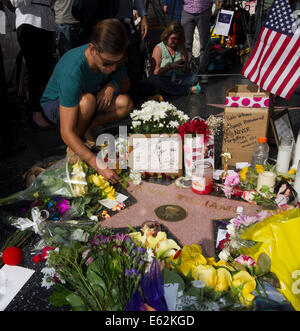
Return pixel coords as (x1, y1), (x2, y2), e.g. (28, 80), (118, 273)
(97, 52), (128, 67)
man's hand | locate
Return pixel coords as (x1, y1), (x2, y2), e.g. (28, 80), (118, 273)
(99, 168), (120, 184)
(96, 83), (116, 111)
(141, 16), (148, 40)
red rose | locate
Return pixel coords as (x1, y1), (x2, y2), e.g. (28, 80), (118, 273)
(32, 254), (42, 264)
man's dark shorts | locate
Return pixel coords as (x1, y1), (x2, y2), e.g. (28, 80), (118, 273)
(42, 98), (60, 125)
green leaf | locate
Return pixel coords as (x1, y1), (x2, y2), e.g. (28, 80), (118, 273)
(87, 262), (107, 297)
(65, 293), (86, 311)
(256, 253), (271, 275)
(50, 287), (72, 307)
(162, 267), (185, 292)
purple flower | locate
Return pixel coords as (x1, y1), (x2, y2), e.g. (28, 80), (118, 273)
(92, 234), (110, 246)
(125, 268), (141, 277)
(113, 232), (129, 242)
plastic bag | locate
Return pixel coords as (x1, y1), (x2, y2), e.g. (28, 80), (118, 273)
(239, 208), (300, 311)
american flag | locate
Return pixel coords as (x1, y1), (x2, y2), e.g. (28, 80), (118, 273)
(242, 0), (300, 99)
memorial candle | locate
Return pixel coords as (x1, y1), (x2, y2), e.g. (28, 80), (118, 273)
(293, 131), (300, 167)
(192, 161), (213, 194)
(257, 171), (276, 193)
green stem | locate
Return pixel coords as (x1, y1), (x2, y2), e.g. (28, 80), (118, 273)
(62, 255), (103, 310)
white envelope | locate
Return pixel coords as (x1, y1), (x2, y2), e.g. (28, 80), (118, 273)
(0, 265), (35, 311)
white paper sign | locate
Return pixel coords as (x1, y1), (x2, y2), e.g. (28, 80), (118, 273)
(0, 265), (35, 311)
(214, 10), (234, 36)
(0, 10), (6, 34)
(130, 135), (181, 174)
(99, 192), (128, 209)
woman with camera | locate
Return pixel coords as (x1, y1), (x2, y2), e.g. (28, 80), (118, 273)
(148, 21), (201, 96)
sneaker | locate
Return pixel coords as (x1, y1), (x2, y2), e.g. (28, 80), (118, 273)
(199, 76), (209, 84)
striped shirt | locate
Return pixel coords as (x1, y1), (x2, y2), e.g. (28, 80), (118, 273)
(183, 0), (213, 14)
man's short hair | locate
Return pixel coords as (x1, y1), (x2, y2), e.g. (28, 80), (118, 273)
(91, 18), (128, 55)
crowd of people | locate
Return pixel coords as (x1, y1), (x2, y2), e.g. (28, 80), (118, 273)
(0, 0), (218, 181)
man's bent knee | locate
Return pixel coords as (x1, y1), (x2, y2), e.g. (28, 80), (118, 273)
(79, 93), (97, 115)
(115, 94), (134, 117)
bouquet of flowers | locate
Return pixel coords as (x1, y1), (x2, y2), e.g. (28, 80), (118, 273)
(217, 210), (270, 262)
(0, 159), (115, 207)
(128, 223), (181, 264)
(43, 228), (149, 311)
(130, 100), (189, 134)
(164, 244), (258, 309)
(178, 117), (211, 142)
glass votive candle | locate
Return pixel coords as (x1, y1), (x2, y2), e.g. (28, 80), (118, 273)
(192, 161), (213, 194)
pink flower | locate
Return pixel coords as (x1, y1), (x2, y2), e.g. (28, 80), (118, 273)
(85, 257), (94, 266)
(224, 171), (240, 187)
(57, 199), (70, 214)
(223, 185), (233, 198)
(82, 249), (91, 259)
(234, 255), (256, 267)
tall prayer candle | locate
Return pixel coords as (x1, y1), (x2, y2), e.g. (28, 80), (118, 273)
(293, 131), (300, 167)
(276, 136), (293, 173)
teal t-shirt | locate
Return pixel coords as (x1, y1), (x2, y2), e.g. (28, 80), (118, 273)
(41, 44), (126, 108)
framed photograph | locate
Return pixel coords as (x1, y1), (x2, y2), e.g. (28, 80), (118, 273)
(128, 134), (183, 176)
(274, 180), (297, 207)
(270, 108), (295, 147)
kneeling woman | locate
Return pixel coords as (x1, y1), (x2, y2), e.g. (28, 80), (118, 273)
(148, 21), (200, 96)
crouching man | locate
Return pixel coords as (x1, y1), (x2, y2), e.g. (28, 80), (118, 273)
(41, 19), (133, 184)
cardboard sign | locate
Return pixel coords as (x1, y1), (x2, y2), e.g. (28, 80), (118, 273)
(222, 107), (269, 165)
(222, 85), (270, 166)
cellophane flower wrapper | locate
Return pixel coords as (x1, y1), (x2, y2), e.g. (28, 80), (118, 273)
(124, 289), (147, 311)
(0, 158), (88, 206)
(239, 208), (300, 311)
(37, 219), (97, 247)
(140, 259), (168, 311)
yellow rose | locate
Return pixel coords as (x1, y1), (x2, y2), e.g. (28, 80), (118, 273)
(215, 267), (232, 292)
(178, 245), (207, 276)
(192, 265), (217, 288)
(232, 271), (256, 306)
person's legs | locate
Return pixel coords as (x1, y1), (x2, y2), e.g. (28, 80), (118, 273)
(85, 94), (134, 141)
(17, 24), (54, 126)
(148, 74), (191, 96)
(195, 7), (212, 76)
(181, 10), (196, 63)
(42, 93), (97, 138)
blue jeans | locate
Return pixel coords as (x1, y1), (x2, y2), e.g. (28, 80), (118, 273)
(56, 23), (82, 58)
(148, 73), (198, 96)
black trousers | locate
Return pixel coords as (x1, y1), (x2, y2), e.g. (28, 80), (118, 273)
(17, 24), (54, 112)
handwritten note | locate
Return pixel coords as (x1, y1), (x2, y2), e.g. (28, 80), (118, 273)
(222, 108), (269, 164)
